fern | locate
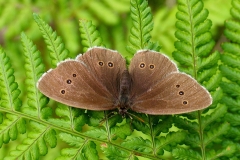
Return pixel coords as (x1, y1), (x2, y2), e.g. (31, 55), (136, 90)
(0, 0), (238, 159)
(0, 47), (26, 149)
(21, 32), (50, 119)
(79, 20), (104, 52)
(220, 0), (240, 159)
(33, 13), (69, 67)
(4, 121), (56, 159)
(172, 0), (232, 159)
(127, 0), (160, 54)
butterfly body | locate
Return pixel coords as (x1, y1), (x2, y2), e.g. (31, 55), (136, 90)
(116, 69), (132, 117)
(37, 47), (212, 115)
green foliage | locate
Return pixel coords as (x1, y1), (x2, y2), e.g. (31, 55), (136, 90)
(21, 32), (50, 119)
(127, 0), (160, 54)
(172, 0), (234, 159)
(79, 20), (104, 52)
(0, 47), (21, 111)
(33, 13), (69, 67)
(0, 0), (238, 159)
(220, 0), (240, 159)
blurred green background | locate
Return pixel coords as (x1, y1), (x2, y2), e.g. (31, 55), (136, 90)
(0, 0), (231, 85)
(0, 0), (232, 159)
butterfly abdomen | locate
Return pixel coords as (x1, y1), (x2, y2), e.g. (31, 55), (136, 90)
(118, 70), (131, 110)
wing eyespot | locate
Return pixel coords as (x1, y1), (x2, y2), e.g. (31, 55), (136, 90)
(61, 90), (66, 94)
(66, 79), (72, 84)
(139, 63), (145, 68)
(183, 101), (188, 105)
(98, 61), (104, 66)
(176, 84), (180, 88)
(73, 74), (77, 77)
(179, 91), (184, 95)
(108, 62), (114, 67)
(149, 64), (155, 69)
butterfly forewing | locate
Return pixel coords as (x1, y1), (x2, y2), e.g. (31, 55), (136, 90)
(77, 47), (127, 99)
(129, 50), (178, 98)
(37, 59), (117, 110)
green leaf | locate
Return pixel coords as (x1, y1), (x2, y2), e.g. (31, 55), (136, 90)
(202, 104), (227, 129)
(83, 128), (108, 140)
(21, 32), (50, 119)
(121, 137), (152, 153)
(204, 122), (230, 146)
(5, 121), (56, 159)
(57, 133), (98, 160)
(155, 132), (186, 155)
(79, 20), (104, 52)
(0, 47), (21, 111)
(103, 144), (138, 160)
(206, 141), (236, 159)
(111, 123), (132, 140)
(33, 13), (69, 67)
(172, 148), (202, 160)
(173, 0), (216, 79)
(0, 115), (26, 146)
(48, 104), (86, 130)
(127, 0), (158, 54)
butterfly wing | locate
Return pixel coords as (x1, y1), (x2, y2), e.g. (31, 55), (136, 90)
(77, 47), (127, 98)
(129, 50), (178, 98)
(37, 47), (126, 110)
(129, 50), (212, 114)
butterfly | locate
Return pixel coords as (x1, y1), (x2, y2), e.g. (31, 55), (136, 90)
(37, 47), (212, 116)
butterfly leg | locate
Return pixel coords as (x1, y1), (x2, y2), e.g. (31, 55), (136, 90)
(99, 111), (118, 126)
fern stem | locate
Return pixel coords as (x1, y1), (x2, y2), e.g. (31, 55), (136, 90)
(136, 3), (144, 49)
(148, 116), (156, 155)
(187, 0), (197, 79)
(197, 110), (206, 160)
(0, 107), (161, 159)
(73, 139), (89, 159)
(104, 111), (112, 142)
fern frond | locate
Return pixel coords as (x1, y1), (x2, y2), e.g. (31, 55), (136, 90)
(155, 132), (186, 155)
(173, 116), (199, 133)
(0, 115), (26, 147)
(0, 47), (21, 111)
(220, 4), (240, 158)
(172, 0), (227, 159)
(79, 20), (104, 52)
(111, 123), (132, 140)
(206, 141), (236, 159)
(221, 96), (240, 112)
(121, 137), (152, 153)
(48, 104), (87, 131)
(5, 121), (56, 159)
(202, 104), (227, 129)
(173, 148), (202, 160)
(21, 32), (50, 119)
(33, 13), (69, 66)
(204, 122), (230, 146)
(0, 47), (25, 147)
(57, 133), (98, 160)
(127, 0), (160, 54)
(173, 0), (217, 79)
(225, 113), (240, 126)
(103, 144), (139, 160)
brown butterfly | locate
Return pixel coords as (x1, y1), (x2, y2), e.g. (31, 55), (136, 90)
(37, 47), (212, 116)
